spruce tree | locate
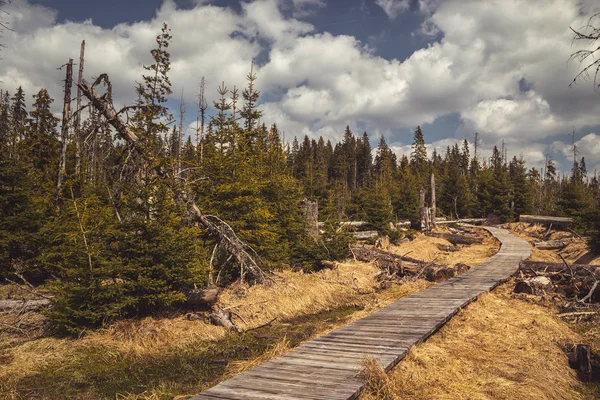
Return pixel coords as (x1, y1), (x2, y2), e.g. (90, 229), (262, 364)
(356, 132), (372, 187)
(484, 146), (512, 221)
(410, 126), (428, 176)
(509, 155), (534, 216)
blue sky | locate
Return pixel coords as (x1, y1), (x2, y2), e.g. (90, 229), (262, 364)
(4, 0), (600, 175)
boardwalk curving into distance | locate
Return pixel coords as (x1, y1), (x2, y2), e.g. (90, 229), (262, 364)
(191, 226), (531, 400)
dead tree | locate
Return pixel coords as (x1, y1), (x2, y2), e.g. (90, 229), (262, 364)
(197, 76), (208, 165)
(56, 59), (73, 210)
(78, 74), (268, 284)
(430, 173), (437, 228)
(420, 188), (430, 231)
(177, 88), (185, 174)
(75, 40), (85, 179)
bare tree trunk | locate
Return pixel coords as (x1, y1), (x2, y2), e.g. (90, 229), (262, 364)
(198, 76), (207, 166)
(75, 40), (85, 180)
(56, 59), (73, 211)
(431, 173), (436, 229)
(78, 74), (268, 284)
(420, 187), (430, 231)
(177, 88), (184, 174)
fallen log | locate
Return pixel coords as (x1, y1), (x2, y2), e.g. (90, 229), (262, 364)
(0, 299), (51, 312)
(351, 246), (450, 279)
(574, 252), (598, 265)
(519, 261), (600, 274)
(519, 215), (573, 227)
(354, 231), (379, 240)
(534, 239), (573, 250)
(427, 232), (483, 245)
(436, 218), (486, 226)
(351, 246), (404, 276)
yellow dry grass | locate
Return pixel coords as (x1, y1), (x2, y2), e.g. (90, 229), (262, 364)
(507, 222), (591, 263)
(0, 263), (434, 391)
(0, 232), (500, 398)
(62, 261), (382, 357)
(360, 285), (587, 400)
(391, 228), (499, 267)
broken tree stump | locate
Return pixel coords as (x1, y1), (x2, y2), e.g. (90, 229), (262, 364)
(514, 276), (552, 295)
(208, 306), (241, 332)
(568, 344), (593, 379)
(185, 287), (220, 307)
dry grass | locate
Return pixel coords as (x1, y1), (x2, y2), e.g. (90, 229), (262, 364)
(507, 222), (591, 263)
(65, 261), (383, 357)
(360, 285), (588, 400)
(0, 264), (438, 398)
(0, 232), (501, 398)
(391, 228), (500, 267)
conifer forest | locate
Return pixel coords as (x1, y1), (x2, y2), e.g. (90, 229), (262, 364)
(0, 21), (599, 334)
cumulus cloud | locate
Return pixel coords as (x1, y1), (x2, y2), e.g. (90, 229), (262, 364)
(0, 0), (598, 176)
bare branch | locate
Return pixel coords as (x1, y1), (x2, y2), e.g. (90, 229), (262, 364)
(569, 13), (600, 90)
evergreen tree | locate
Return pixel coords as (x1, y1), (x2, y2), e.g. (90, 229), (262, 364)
(373, 136), (396, 187)
(480, 146), (513, 222)
(134, 23), (173, 148)
(356, 131), (372, 187)
(410, 126), (428, 177)
(509, 155), (534, 216)
(28, 89), (59, 174)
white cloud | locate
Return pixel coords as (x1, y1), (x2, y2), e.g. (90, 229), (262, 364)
(0, 0), (599, 178)
(375, 0), (410, 19)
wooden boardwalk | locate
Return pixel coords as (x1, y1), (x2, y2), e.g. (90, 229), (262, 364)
(190, 226), (531, 400)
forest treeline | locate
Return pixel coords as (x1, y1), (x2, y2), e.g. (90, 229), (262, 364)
(1, 24), (599, 333)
